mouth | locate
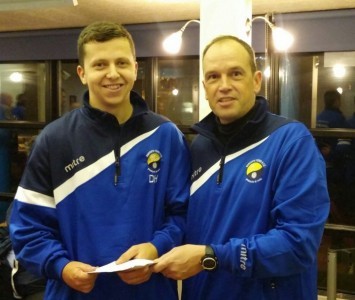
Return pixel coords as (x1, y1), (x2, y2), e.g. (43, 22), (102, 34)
(103, 83), (124, 90)
(218, 97), (235, 104)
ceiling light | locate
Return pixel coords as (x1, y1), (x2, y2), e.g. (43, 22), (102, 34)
(163, 16), (294, 54)
(163, 20), (200, 54)
(333, 64), (346, 78)
(251, 16), (294, 51)
(9, 72), (23, 82)
(263, 66), (271, 78)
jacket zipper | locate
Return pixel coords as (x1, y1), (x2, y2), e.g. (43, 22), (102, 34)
(114, 151), (120, 186)
(217, 155), (225, 184)
(113, 123), (121, 186)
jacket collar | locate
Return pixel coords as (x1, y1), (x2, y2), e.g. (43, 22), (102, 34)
(191, 96), (269, 143)
(82, 90), (149, 123)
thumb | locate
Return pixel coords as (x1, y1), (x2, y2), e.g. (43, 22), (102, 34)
(116, 248), (137, 265)
(79, 262), (97, 273)
(151, 258), (167, 273)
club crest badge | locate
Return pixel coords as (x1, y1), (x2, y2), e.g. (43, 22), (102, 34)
(246, 159), (266, 183)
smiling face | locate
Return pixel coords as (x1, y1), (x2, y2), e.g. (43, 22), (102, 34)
(202, 38), (262, 124)
(77, 37), (137, 123)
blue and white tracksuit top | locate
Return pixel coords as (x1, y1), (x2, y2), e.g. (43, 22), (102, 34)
(10, 91), (191, 300)
(183, 97), (330, 300)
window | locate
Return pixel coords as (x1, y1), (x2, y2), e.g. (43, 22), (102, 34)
(0, 62), (47, 219)
(279, 52), (355, 295)
(157, 58), (199, 125)
(0, 63), (47, 122)
(60, 61), (83, 115)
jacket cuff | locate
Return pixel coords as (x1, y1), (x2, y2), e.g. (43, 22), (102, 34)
(150, 235), (173, 256)
(46, 256), (71, 280)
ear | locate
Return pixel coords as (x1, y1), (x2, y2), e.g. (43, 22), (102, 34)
(134, 61), (138, 81)
(77, 65), (87, 85)
(253, 71), (262, 94)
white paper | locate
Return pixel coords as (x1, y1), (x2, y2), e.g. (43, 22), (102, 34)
(88, 259), (156, 273)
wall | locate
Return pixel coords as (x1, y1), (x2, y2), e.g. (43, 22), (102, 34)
(0, 9), (353, 62)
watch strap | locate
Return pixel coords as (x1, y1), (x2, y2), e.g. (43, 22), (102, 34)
(200, 245), (218, 271)
(205, 245), (215, 256)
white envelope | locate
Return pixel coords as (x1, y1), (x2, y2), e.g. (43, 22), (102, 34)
(88, 259), (156, 273)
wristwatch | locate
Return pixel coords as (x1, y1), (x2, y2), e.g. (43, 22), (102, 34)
(200, 245), (218, 271)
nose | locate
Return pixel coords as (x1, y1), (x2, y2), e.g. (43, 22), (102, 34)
(219, 75), (232, 91)
(106, 65), (120, 79)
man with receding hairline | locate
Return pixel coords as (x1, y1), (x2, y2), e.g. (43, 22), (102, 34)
(152, 35), (329, 300)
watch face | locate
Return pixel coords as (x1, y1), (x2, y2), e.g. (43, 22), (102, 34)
(202, 257), (217, 270)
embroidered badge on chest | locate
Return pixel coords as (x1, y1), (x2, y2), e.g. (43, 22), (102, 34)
(146, 150), (162, 183)
(245, 159), (266, 183)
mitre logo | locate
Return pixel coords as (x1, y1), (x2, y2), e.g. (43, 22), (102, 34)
(64, 156), (85, 173)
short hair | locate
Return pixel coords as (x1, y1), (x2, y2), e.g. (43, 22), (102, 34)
(324, 90), (341, 109)
(202, 35), (257, 73)
(77, 21), (136, 66)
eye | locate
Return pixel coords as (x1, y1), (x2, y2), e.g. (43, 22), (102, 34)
(206, 73), (218, 81)
(93, 62), (105, 69)
(117, 60), (129, 67)
(231, 70), (243, 78)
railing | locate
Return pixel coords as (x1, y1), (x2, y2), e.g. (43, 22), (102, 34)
(323, 223), (355, 299)
(327, 247), (355, 300)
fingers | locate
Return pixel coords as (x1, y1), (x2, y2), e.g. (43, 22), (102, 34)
(151, 245), (205, 281)
(151, 258), (168, 273)
(116, 246), (138, 264)
(62, 261), (98, 293)
(117, 266), (152, 285)
(74, 272), (97, 293)
(116, 243), (158, 265)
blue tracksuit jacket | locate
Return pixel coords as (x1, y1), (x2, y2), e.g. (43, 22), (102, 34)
(10, 91), (191, 299)
(183, 97), (329, 300)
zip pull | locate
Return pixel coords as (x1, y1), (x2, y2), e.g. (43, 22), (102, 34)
(217, 155), (225, 184)
(114, 155), (120, 186)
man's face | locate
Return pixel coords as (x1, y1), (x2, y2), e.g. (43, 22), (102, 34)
(77, 38), (137, 113)
(202, 39), (262, 124)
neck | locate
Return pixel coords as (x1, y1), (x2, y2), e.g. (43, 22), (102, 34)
(112, 103), (133, 124)
(215, 104), (257, 145)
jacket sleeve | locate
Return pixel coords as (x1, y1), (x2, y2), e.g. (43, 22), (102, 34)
(214, 132), (330, 277)
(150, 125), (191, 255)
(9, 132), (70, 280)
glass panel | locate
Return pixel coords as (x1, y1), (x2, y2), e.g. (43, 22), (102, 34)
(279, 54), (314, 126)
(279, 53), (355, 295)
(0, 129), (40, 194)
(0, 63), (46, 121)
(60, 61), (85, 116)
(316, 53), (355, 129)
(157, 58), (199, 125)
(0, 128), (40, 221)
(317, 52), (355, 129)
(134, 60), (146, 99)
(317, 55), (355, 228)
(279, 52), (355, 128)
(279, 53), (355, 225)
(256, 54), (267, 98)
(318, 228), (355, 295)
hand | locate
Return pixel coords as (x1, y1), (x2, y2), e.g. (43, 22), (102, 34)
(116, 242), (158, 285)
(151, 244), (205, 280)
(62, 261), (98, 293)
